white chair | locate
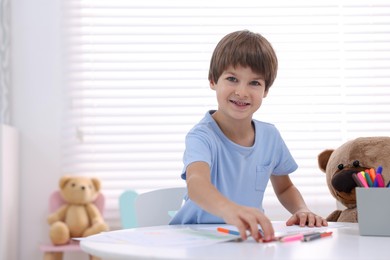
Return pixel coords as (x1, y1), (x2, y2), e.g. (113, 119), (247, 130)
(135, 187), (186, 227)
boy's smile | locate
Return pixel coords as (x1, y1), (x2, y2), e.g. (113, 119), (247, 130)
(229, 99), (250, 107)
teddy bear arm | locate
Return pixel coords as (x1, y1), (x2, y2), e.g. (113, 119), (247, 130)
(47, 205), (69, 224)
(82, 203), (109, 237)
(326, 210), (342, 222)
(85, 203), (104, 224)
(337, 208), (358, 223)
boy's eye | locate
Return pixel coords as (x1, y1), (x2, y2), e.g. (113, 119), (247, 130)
(250, 81), (261, 86)
(226, 76), (237, 82)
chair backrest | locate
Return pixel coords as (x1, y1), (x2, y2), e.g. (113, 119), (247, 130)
(135, 187), (186, 227)
(118, 189), (138, 229)
(49, 190), (105, 216)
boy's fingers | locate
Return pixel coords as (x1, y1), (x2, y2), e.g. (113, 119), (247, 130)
(258, 219), (274, 241)
(299, 213), (308, 226)
(307, 214), (316, 227)
(248, 222), (260, 241)
(285, 214), (298, 226)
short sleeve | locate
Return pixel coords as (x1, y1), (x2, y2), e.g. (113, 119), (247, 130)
(272, 130), (298, 175)
(181, 129), (213, 180)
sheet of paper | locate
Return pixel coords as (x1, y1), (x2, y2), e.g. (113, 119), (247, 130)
(272, 222), (344, 236)
(76, 227), (239, 248)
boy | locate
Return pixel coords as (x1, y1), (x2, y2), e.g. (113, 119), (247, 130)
(169, 30), (327, 242)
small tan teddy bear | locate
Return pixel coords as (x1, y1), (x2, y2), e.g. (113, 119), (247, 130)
(47, 176), (109, 245)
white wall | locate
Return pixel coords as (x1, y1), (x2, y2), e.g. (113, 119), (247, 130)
(10, 0), (78, 259)
(0, 125), (19, 260)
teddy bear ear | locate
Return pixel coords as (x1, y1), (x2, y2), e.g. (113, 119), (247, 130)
(318, 149), (334, 173)
(91, 178), (101, 192)
(59, 175), (72, 189)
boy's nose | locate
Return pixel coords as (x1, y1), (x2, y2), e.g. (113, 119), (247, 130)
(234, 85), (248, 97)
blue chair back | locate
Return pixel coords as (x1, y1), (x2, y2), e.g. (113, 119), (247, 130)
(119, 190), (138, 229)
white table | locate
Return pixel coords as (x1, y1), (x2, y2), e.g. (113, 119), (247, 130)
(80, 222), (390, 260)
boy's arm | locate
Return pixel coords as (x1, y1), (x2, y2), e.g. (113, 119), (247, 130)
(186, 161), (274, 241)
(270, 175), (327, 227)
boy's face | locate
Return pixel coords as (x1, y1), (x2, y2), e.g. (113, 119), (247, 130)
(210, 65), (268, 121)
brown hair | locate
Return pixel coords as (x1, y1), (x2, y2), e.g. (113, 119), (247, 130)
(208, 30), (278, 91)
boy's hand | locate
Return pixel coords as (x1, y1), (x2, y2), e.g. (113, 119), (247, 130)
(286, 211), (328, 227)
(221, 204), (275, 242)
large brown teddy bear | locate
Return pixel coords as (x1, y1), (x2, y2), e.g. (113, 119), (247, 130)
(47, 176), (109, 245)
(318, 137), (390, 222)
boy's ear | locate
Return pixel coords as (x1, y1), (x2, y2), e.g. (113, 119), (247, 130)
(263, 89), (269, 98)
(209, 80), (216, 90)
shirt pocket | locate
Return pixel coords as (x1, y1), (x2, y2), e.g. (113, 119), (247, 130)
(255, 165), (272, 191)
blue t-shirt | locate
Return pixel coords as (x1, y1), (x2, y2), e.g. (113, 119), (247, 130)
(169, 110), (298, 224)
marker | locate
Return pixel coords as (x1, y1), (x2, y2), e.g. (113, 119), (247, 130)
(217, 227), (240, 236)
(261, 237), (279, 243)
(352, 173), (364, 187)
(376, 166), (385, 187)
(363, 171), (373, 187)
(217, 227), (271, 242)
(302, 232), (333, 242)
(369, 168), (376, 183)
(279, 233), (304, 242)
(357, 172), (369, 188)
(373, 177), (379, 187)
(375, 174), (385, 188)
(258, 228), (264, 238)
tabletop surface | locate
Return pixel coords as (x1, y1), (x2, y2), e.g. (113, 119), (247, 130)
(80, 221), (390, 260)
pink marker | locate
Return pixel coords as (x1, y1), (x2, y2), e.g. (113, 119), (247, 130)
(357, 172), (369, 188)
(376, 173), (385, 187)
(279, 233), (304, 242)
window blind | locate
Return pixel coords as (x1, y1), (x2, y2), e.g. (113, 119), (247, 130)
(62, 0), (390, 229)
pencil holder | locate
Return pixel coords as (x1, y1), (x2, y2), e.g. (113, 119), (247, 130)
(356, 187), (390, 236)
